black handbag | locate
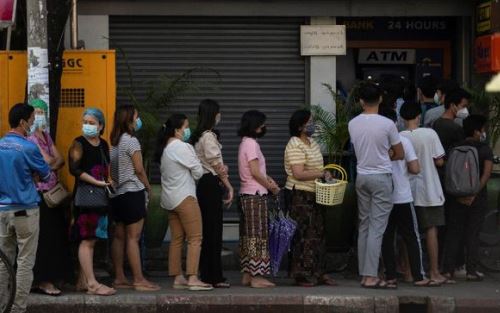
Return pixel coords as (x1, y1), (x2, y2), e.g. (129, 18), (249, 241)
(74, 144), (110, 208)
(74, 182), (109, 208)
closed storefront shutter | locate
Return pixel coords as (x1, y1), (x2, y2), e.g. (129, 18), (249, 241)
(109, 16), (307, 196)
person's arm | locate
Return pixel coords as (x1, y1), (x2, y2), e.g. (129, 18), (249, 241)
(131, 150), (151, 195)
(174, 143), (204, 181)
(390, 142), (404, 161)
(68, 140), (107, 187)
(407, 159), (420, 174)
(290, 164), (324, 181)
(202, 133), (233, 204)
(434, 156), (444, 167)
(249, 159), (279, 195)
(27, 145), (51, 182)
(479, 160), (493, 190)
(431, 131), (446, 168)
(49, 144), (65, 171)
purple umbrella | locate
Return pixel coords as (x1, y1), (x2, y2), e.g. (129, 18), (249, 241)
(269, 198), (297, 276)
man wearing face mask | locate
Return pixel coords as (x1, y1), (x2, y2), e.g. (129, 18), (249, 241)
(432, 88), (471, 156)
(442, 115), (493, 282)
(0, 103), (51, 313)
(423, 79), (460, 128)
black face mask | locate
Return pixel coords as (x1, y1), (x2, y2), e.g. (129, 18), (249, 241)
(256, 126), (267, 138)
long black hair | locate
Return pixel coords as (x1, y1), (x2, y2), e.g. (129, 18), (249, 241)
(190, 99), (220, 145)
(155, 113), (188, 163)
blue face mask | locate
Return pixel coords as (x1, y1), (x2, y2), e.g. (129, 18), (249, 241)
(305, 123), (315, 137)
(82, 124), (99, 137)
(34, 115), (47, 129)
(182, 128), (191, 142)
(135, 117), (143, 131)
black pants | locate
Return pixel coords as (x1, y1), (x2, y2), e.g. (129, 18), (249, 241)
(197, 173), (225, 284)
(33, 195), (73, 284)
(442, 192), (487, 275)
(382, 202), (425, 282)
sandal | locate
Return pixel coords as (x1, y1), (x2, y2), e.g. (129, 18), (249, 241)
(188, 283), (214, 291)
(214, 282), (231, 288)
(112, 282), (134, 289)
(86, 284), (116, 296)
(173, 283), (189, 290)
(385, 279), (398, 290)
(32, 286), (62, 296)
(134, 283), (161, 292)
(319, 275), (337, 286)
(414, 279), (441, 287)
(466, 272), (484, 282)
(362, 279), (388, 289)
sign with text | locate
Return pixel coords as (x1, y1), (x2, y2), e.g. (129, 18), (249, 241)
(300, 25), (346, 56)
(476, 1), (500, 34)
(0, 0), (16, 28)
(358, 49), (416, 64)
(474, 33), (500, 73)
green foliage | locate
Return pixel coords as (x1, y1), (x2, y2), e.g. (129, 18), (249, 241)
(467, 86), (500, 148)
(312, 83), (358, 163)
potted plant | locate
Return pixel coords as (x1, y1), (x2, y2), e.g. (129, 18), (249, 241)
(311, 83), (360, 260)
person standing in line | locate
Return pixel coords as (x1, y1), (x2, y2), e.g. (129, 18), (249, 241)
(28, 99), (72, 296)
(192, 99), (233, 288)
(380, 109), (434, 288)
(109, 105), (160, 291)
(69, 108), (116, 296)
(442, 115), (493, 281)
(416, 75), (439, 127)
(155, 114), (213, 291)
(237, 110), (280, 288)
(284, 109), (337, 287)
(348, 82), (404, 289)
(0, 103), (51, 313)
(423, 79), (459, 128)
(399, 101), (450, 285)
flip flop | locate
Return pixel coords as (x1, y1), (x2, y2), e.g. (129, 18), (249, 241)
(173, 284), (190, 290)
(188, 284), (214, 291)
(319, 276), (338, 286)
(32, 286), (62, 296)
(134, 283), (161, 292)
(414, 280), (441, 287)
(214, 282), (231, 288)
(466, 273), (484, 282)
(86, 284), (116, 296)
(385, 280), (398, 290)
(362, 279), (388, 289)
(112, 282), (134, 289)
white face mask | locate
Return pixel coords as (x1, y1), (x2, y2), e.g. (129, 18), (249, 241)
(215, 114), (221, 126)
(456, 107), (469, 119)
(480, 132), (487, 142)
(433, 93), (440, 105)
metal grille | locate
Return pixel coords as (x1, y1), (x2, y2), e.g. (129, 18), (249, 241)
(109, 16), (306, 192)
(60, 88), (85, 107)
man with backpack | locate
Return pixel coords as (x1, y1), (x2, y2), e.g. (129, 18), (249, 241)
(441, 115), (493, 281)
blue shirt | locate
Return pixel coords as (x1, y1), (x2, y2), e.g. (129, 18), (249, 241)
(0, 132), (51, 211)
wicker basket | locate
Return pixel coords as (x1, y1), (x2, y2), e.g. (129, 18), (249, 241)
(315, 164), (348, 206)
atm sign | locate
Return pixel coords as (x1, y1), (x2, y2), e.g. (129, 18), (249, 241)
(358, 49), (416, 65)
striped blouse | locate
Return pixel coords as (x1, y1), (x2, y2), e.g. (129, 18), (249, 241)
(284, 136), (324, 192)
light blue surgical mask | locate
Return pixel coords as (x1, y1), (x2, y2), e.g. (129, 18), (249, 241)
(135, 117), (143, 131)
(182, 127), (191, 142)
(82, 124), (99, 137)
(480, 132), (487, 142)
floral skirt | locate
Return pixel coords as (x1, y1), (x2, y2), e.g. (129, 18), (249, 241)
(72, 207), (109, 241)
(288, 189), (326, 279)
(239, 194), (271, 276)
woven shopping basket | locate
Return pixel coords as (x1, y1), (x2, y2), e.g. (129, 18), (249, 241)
(315, 164), (348, 206)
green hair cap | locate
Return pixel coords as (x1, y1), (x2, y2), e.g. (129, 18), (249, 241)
(29, 99), (48, 112)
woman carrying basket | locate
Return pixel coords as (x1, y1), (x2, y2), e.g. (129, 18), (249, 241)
(284, 109), (337, 287)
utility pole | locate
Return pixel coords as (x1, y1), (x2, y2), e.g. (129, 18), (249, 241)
(26, 0), (50, 131)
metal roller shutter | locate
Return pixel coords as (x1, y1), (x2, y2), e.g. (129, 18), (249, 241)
(109, 16), (306, 198)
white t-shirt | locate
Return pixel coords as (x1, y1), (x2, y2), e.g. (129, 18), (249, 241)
(160, 139), (204, 210)
(392, 136), (417, 204)
(400, 128), (445, 207)
(348, 113), (401, 175)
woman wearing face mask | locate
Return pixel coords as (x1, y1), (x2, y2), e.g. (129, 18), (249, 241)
(191, 99), (233, 288)
(28, 99), (71, 296)
(284, 109), (336, 287)
(69, 108), (116, 296)
(109, 105), (159, 291)
(237, 110), (280, 288)
(155, 114), (213, 291)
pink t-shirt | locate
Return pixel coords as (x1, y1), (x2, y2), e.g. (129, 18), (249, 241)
(238, 137), (267, 195)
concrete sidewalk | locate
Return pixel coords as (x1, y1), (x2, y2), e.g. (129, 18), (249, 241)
(27, 271), (500, 313)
